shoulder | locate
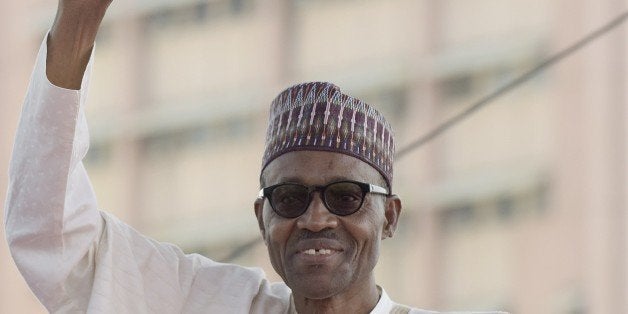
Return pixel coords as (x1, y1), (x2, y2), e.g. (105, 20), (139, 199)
(389, 303), (437, 313)
(395, 303), (508, 314)
(382, 291), (507, 314)
(375, 287), (438, 314)
(396, 305), (508, 314)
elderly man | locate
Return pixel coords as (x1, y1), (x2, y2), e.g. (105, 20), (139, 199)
(5, 1), (506, 313)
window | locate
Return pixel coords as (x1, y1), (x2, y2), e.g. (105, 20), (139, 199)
(441, 203), (475, 231)
(142, 114), (255, 158)
(145, 0), (255, 30)
(438, 73), (474, 101)
(496, 194), (515, 221)
(85, 143), (112, 165)
(359, 86), (408, 126)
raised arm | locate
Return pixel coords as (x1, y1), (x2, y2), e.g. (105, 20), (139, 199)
(4, 2), (288, 312)
(4, 0), (111, 310)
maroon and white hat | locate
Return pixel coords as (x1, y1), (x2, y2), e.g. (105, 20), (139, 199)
(261, 82), (395, 189)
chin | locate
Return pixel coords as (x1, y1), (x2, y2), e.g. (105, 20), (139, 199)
(287, 272), (347, 299)
(292, 285), (338, 300)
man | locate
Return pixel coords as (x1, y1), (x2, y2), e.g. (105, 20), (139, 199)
(5, 1), (506, 313)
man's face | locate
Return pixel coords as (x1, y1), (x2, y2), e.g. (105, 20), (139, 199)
(254, 151), (401, 299)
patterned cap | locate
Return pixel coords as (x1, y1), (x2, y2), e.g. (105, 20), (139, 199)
(261, 82), (395, 189)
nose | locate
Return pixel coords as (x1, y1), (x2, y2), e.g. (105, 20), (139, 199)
(296, 192), (338, 232)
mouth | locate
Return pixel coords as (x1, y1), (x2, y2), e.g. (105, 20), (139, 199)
(292, 239), (344, 265)
(300, 248), (340, 256)
(295, 248), (342, 266)
(293, 238), (343, 254)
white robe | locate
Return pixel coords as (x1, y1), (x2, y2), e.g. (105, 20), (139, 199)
(4, 33), (505, 314)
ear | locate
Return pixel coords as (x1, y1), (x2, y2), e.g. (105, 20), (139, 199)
(382, 195), (402, 239)
(254, 198), (267, 244)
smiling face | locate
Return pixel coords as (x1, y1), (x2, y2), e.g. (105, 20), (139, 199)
(254, 151), (401, 300)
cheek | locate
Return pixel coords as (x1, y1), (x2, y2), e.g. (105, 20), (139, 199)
(266, 223), (290, 247)
(355, 201), (386, 234)
(347, 223), (381, 279)
(264, 217), (301, 282)
(347, 205), (385, 255)
(361, 226), (382, 259)
(263, 210), (294, 260)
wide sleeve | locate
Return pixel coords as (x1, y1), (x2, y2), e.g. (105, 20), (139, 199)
(4, 32), (293, 314)
(3, 32), (105, 310)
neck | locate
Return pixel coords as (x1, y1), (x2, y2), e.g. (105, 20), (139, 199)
(292, 277), (380, 314)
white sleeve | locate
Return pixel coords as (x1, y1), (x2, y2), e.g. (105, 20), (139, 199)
(4, 32), (290, 314)
(4, 31), (104, 310)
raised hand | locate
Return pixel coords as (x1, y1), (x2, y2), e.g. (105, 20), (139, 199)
(47, 0), (114, 89)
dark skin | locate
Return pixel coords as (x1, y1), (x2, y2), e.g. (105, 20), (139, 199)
(255, 151), (402, 314)
(47, 0), (112, 90)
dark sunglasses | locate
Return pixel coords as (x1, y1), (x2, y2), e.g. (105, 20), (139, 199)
(258, 180), (389, 218)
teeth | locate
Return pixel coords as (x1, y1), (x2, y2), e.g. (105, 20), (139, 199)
(303, 249), (333, 255)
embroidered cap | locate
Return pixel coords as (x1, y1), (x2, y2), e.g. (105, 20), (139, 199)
(261, 82), (395, 190)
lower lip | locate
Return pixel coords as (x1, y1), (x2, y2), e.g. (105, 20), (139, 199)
(295, 250), (342, 265)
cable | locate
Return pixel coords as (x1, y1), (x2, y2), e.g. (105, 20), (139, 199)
(224, 10), (628, 262)
(396, 10), (628, 159)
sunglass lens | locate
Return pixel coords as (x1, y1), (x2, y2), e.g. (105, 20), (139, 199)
(271, 184), (309, 218)
(325, 182), (363, 215)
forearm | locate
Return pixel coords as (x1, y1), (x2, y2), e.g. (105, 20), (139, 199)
(47, 2), (110, 89)
(5, 32), (103, 309)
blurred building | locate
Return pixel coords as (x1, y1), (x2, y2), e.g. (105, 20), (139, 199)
(0, 0), (626, 313)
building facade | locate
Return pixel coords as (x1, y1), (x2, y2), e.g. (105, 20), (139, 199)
(1, 0), (626, 313)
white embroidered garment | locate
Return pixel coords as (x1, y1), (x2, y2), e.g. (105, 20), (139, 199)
(4, 33), (505, 314)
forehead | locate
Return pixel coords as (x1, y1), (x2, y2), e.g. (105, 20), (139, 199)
(262, 151), (381, 186)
